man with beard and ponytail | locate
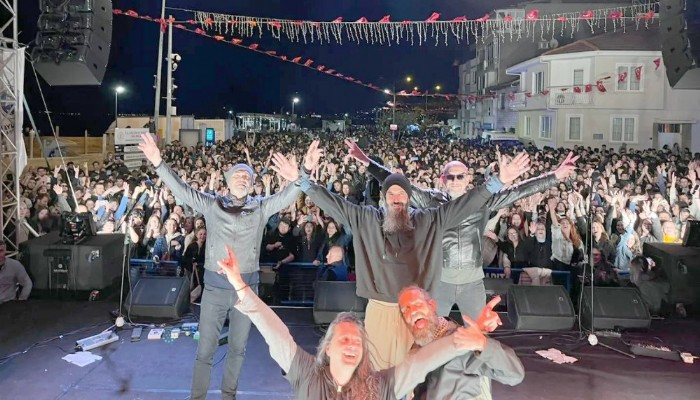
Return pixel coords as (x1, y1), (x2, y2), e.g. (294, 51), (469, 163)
(138, 133), (313, 400)
(398, 285), (524, 399)
(274, 144), (532, 370)
(346, 139), (578, 321)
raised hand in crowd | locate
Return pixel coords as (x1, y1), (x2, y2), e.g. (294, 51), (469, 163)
(497, 152), (530, 185)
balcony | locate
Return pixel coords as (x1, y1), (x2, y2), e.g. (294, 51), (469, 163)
(509, 92), (528, 108)
(548, 92), (593, 108)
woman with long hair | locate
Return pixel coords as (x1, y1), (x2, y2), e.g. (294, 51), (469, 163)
(314, 220), (352, 266)
(216, 246), (483, 399)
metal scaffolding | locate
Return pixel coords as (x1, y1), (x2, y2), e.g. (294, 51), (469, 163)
(0, 0), (23, 256)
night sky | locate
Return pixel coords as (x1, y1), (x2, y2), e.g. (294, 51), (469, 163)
(21, 0), (516, 135)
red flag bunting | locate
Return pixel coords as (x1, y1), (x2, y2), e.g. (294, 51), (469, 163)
(194, 28), (206, 35)
(504, 16), (513, 22)
(317, 65), (325, 71)
(214, 35), (225, 41)
(653, 58), (661, 70)
(524, 92), (533, 97)
(280, 56), (287, 61)
(557, 16), (568, 22)
(379, 15), (391, 23)
(476, 14), (490, 22)
(355, 17), (368, 23)
(231, 38), (242, 44)
(526, 10), (539, 21)
(426, 13), (440, 22)
(126, 10), (139, 17)
(452, 16), (467, 22)
(508, 92), (515, 100)
(541, 90), (550, 95)
(304, 59), (314, 66)
(291, 56), (302, 63)
(618, 72), (628, 82)
(585, 84), (593, 93)
(265, 51), (276, 55)
(270, 21), (282, 28)
(204, 18), (214, 25)
(596, 81), (607, 93)
(112, 9), (123, 15)
(249, 44), (259, 50)
(326, 69), (335, 74)
(579, 10), (593, 19)
(336, 73), (344, 77)
(635, 66), (643, 81)
(332, 17), (342, 23)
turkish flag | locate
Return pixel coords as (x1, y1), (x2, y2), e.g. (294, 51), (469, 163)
(304, 59), (314, 67)
(596, 81), (607, 93)
(585, 84), (592, 93)
(248, 44), (259, 50)
(653, 58), (661, 70)
(618, 72), (628, 82)
(574, 86), (582, 93)
(635, 66), (642, 81)
(291, 57), (302, 63)
(317, 65), (326, 71)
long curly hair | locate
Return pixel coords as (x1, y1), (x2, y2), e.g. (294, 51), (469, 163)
(315, 312), (379, 400)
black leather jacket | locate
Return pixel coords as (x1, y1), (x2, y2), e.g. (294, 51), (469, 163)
(368, 161), (558, 283)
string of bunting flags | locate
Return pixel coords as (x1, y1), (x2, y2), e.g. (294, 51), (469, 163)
(116, 9), (466, 101)
(116, 8), (662, 105)
(172, 3), (658, 46)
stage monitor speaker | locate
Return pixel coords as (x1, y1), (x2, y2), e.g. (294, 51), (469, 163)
(644, 242), (700, 305)
(126, 276), (190, 319)
(660, 0), (700, 89)
(484, 277), (513, 307)
(313, 281), (368, 325)
(32, 0), (113, 86)
(507, 285), (575, 331)
(581, 287), (651, 331)
(682, 220), (700, 247)
(20, 232), (124, 291)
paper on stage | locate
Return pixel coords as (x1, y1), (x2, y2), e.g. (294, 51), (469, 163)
(536, 348), (578, 364)
(62, 351), (103, 367)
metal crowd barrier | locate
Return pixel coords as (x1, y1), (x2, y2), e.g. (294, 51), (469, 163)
(483, 267), (572, 292)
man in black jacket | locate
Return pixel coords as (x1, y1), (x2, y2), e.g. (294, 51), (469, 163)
(346, 139), (578, 320)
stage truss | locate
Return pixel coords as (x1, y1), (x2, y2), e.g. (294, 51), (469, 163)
(0, 0), (23, 257)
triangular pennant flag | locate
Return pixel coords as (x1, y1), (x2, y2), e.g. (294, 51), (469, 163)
(231, 38), (242, 45)
(653, 58), (661, 70)
(248, 43), (259, 50)
(317, 65), (326, 71)
(291, 57), (302, 63)
(355, 17), (368, 23)
(379, 15), (391, 23)
(426, 13), (440, 22)
(526, 10), (539, 21)
(280, 56), (287, 61)
(304, 59), (314, 67)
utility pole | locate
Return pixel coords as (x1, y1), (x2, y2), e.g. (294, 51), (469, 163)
(165, 16), (173, 144)
(153, 0), (166, 139)
(392, 82), (396, 125)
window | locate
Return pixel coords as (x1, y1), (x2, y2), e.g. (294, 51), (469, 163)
(539, 115), (552, 139)
(533, 71), (545, 94)
(573, 69), (584, 86)
(523, 116), (531, 137)
(616, 65), (642, 92)
(611, 115), (637, 143)
(566, 115), (583, 141)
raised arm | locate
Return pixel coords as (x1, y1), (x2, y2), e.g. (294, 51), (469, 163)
(139, 133), (215, 214)
(219, 247), (298, 373)
(346, 138), (436, 207)
(473, 338), (525, 386)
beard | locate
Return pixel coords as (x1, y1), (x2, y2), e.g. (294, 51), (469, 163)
(382, 204), (413, 234)
(411, 313), (438, 347)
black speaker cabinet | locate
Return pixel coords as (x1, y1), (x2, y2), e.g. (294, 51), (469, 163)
(581, 287), (651, 331)
(126, 276), (190, 319)
(484, 277), (513, 307)
(644, 242), (700, 305)
(313, 281), (368, 325)
(20, 232), (125, 291)
(659, 0), (700, 89)
(507, 285), (574, 331)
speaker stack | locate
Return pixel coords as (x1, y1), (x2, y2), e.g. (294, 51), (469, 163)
(32, 0), (113, 86)
(660, 0), (700, 89)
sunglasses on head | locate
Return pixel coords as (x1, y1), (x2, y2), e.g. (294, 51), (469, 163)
(445, 174), (467, 181)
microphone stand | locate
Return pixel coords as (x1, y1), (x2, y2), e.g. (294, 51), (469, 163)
(573, 183), (634, 358)
(113, 191), (147, 327)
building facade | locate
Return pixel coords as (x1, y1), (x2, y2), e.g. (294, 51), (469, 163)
(457, 1), (629, 138)
(505, 28), (700, 152)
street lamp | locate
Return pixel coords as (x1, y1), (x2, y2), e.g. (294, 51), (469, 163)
(292, 97), (300, 120)
(435, 85), (442, 91)
(406, 76), (413, 83)
(114, 86), (125, 128)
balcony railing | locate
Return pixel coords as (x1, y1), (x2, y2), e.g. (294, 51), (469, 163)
(509, 92), (528, 108)
(549, 91), (593, 107)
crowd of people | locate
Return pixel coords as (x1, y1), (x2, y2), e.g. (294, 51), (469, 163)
(7, 128), (699, 399)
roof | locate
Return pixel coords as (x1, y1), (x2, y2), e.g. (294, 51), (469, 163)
(544, 27), (661, 56)
(486, 78), (519, 92)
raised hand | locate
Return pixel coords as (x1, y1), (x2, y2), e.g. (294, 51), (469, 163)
(270, 152), (300, 182)
(304, 140), (324, 172)
(454, 317), (488, 352)
(553, 152), (580, 180)
(217, 246), (245, 289)
(52, 184), (63, 195)
(345, 139), (370, 165)
(474, 296), (503, 333)
(498, 152), (531, 185)
(138, 133), (163, 166)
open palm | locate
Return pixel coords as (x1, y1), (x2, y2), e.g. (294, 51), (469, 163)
(498, 152), (531, 184)
(138, 133), (163, 166)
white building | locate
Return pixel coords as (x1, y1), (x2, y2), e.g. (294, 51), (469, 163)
(457, 1), (629, 139)
(505, 28), (700, 151)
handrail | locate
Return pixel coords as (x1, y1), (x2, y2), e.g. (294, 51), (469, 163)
(129, 258), (180, 267)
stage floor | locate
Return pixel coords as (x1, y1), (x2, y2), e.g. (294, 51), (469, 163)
(1, 299), (699, 400)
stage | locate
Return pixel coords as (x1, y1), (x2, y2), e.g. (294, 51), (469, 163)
(1, 299), (699, 400)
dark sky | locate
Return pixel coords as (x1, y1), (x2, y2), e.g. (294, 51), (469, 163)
(20, 0), (516, 135)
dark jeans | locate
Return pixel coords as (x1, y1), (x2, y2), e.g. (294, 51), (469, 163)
(190, 272), (259, 400)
